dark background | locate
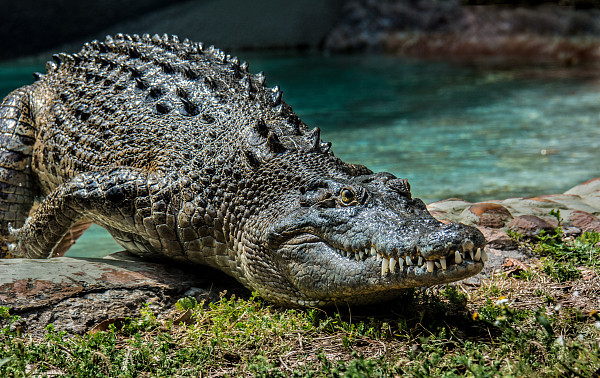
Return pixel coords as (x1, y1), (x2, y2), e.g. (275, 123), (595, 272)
(0, 0), (346, 61)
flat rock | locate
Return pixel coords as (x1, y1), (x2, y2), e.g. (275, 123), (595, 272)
(468, 203), (513, 228)
(478, 227), (518, 250)
(569, 210), (600, 233)
(507, 215), (557, 236)
(0, 252), (248, 338)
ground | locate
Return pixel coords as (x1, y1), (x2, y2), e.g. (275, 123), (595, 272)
(1, 228), (599, 376)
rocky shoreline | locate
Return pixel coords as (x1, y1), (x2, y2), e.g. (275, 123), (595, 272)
(325, 1), (600, 64)
(429, 177), (600, 242)
(428, 177), (600, 273)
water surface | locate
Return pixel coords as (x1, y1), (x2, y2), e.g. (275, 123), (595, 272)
(1, 54), (598, 257)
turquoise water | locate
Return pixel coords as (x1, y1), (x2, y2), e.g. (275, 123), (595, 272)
(1, 54), (599, 257)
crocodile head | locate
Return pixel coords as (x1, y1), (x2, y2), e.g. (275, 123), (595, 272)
(249, 171), (486, 307)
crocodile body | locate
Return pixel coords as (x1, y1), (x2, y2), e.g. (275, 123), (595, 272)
(0, 34), (486, 307)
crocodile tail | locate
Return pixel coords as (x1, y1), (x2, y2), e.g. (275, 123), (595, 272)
(0, 87), (37, 257)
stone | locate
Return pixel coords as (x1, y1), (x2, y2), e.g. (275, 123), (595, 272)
(565, 177), (600, 211)
(478, 227), (517, 250)
(569, 210), (600, 233)
(427, 199), (473, 224)
(468, 203), (513, 228)
(0, 252), (248, 338)
(507, 215), (558, 236)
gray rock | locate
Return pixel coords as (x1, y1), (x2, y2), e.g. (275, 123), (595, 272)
(0, 252), (247, 338)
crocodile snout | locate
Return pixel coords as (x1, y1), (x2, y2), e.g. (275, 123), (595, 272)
(417, 222), (486, 260)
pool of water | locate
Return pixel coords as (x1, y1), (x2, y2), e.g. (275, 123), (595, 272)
(1, 53), (599, 257)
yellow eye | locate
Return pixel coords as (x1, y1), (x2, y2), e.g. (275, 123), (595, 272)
(340, 188), (356, 205)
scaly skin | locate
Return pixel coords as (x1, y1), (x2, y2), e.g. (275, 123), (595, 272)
(0, 34), (486, 307)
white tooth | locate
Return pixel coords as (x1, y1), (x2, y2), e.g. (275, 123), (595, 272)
(435, 261), (441, 268)
(355, 253), (360, 261)
(440, 258), (447, 270)
(364, 248), (369, 257)
(381, 258), (389, 276)
(469, 250), (474, 260)
(376, 253), (381, 261)
(406, 256), (413, 265)
(418, 256), (423, 266)
(359, 250), (364, 259)
(474, 248), (481, 262)
(389, 258), (397, 273)
(371, 246), (377, 256)
(426, 261), (434, 272)
(398, 257), (405, 268)
(455, 250), (462, 264)
(481, 248), (488, 262)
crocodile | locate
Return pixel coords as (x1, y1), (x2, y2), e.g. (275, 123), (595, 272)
(0, 34), (486, 307)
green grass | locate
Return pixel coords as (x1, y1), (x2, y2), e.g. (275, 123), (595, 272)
(1, 228), (600, 376)
(2, 286), (599, 376)
(535, 229), (600, 282)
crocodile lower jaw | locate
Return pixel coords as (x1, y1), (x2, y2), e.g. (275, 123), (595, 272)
(334, 246), (488, 277)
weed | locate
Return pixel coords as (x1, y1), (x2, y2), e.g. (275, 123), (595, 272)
(506, 229), (524, 241)
(549, 209), (563, 227)
(175, 296), (198, 311)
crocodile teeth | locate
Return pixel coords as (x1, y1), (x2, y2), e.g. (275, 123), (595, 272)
(381, 258), (389, 276)
(469, 250), (474, 260)
(355, 253), (360, 261)
(426, 261), (434, 272)
(418, 256), (423, 266)
(371, 246), (377, 256)
(389, 258), (397, 273)
(359, 250), (364, 260)
(434, 261), (441, 269)
(440, 258), (447, 270)
(405, 256), (413, 266)
(398, 257), (405, 269)
(481, 248), (488, 262)
(376, 253), (381, 261)
(454, 250), (462, 264)
(474, 248), (481, 262)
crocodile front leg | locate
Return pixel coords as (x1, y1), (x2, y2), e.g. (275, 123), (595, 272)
(0, 87), (37, 257)
(9, 168), (173, 258)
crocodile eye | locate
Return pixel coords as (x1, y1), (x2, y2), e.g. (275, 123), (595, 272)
(340, 188), (356, 205)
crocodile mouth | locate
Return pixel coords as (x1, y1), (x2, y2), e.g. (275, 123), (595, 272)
(283, 233), (487, 278)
